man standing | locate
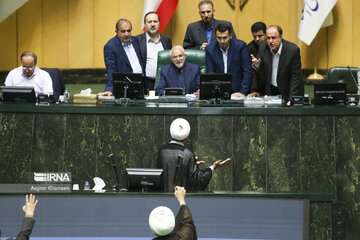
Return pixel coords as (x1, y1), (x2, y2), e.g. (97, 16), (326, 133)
(156, 46), (200, 96)
(247, 22), (266, 57)
(183, 0), (236, 50)
(5, 51), (53, 96)
(249, 25), (303, 105)
(100, 19), (144, 96)
(157, 118), (230, 192)
(136, 12), (172, 91)
(205, 23), (252, 96)
(149, 186), (197, 239)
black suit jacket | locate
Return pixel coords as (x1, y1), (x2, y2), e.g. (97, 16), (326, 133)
(153, 205), (197, 240)
(183, 19), (237, 49)
(251, 39), (303, 101)
(136, 32), (172, 71)
(6, 217), (35, 240)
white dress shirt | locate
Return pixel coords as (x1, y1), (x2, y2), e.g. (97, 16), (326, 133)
(271, 43), (283, 87)
(145, 33), (164, 78)
(122, 41), (143, 74)
(5, 66), (53, 95)
(220, 46), (230, 73)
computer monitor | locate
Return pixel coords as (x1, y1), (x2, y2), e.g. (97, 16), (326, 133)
(126, 168), (163, 192)
(199, 73), (232, 100)
(0, 86), (37, 102)
(113, 73), (144, 99)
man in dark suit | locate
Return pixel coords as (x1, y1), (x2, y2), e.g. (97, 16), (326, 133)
(247, 21), (266, 57)
(248, 25), (303, 105)
(136, 12), (172, 91)
(205, 23), (252, 96)
(7, 194), (38, 240)
(149, 186), (197, 239)
(99, 19), (144, 96)
(156, 46), (200, 96)
(183, 0), (236, 50)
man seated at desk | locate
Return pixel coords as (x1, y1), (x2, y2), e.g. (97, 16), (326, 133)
(155, 46), (200, 97)
(5, 51), (53, 96)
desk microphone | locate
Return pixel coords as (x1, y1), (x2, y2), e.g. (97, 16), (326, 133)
(108, 154), (120, 191)
(346, 66), (359, 93)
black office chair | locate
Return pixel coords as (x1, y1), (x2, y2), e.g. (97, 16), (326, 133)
(41, 68), (65, 101)
(327, 67), (358, 93)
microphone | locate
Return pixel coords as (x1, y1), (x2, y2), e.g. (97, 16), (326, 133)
(173, 155), (183, 187)
(181, 70), (185, 94)
(346, 66), (359, 93)
(107, 154), (120, 191)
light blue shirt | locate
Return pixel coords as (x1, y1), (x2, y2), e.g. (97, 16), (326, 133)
(220, 45), (230, 73)
(122, 40), (143, 74)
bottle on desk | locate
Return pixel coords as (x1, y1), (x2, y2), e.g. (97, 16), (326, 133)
(84, 181), (90, 190)
(64, 90), (70, 103)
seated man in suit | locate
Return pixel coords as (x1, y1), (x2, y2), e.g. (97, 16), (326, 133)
(248, 25), (303, 105)
(205, 23), (252, 97)
(149, 186), (197, 239)
(156, 46), (200, 96)
(136, 11), (172, 91)
(99, 19), (144, 96)
(183, 0), (236, 50)
(7, 194), (38, 240)
(5, 51), (53, 96)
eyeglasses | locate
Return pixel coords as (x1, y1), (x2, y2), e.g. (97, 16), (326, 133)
(171, 54), (184, 60)
(22, 65), (35, 70)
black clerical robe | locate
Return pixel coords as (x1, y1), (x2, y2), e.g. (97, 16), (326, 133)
(157, 142), (212, 192)
(6, 217), (35, 240)
(153, 205), (197, 240)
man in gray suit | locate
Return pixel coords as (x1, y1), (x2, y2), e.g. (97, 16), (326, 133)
(183, 0), (236, 50)
(249, 25), (303, 105)
(136, 12), (172, 91)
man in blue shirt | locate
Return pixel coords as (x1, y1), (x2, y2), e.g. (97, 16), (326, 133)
(183, 0), (236, 50)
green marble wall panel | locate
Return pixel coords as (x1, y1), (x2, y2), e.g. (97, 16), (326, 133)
(129, 115), (165, 168)
(96, 115), (131, 189)
(0, 113), (33, 183)
(232, 116), (266, 191)
(31, 114), (65, 172)
(301, 116), (335, 193)
(267, 116), (301, 192)
(309, 202), (332, 240)
(195, 116), (233, 191)
(335, 116), (360, 240)
(63, 114), (98, 186)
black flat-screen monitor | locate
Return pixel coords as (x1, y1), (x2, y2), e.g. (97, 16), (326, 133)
(113, 73), (144, 99)
(126, 168), (163, 192)
(199, 73), (232, 100)
(0, 86), (36, 102)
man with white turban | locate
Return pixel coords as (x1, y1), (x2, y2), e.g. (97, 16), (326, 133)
(149, 186), (197, 239)
(157, 118), (230, 192)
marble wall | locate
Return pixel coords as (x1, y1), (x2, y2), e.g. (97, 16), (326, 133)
(1, 112), (358, 239)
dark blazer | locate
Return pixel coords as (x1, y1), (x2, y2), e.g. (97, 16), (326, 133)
(156, 62), (200, 96)
(183, 19), (237, 49)
(136, 32), (172, 70)
(247, 40), (259, 57)
(205, 38), (252, 94)
(251, 39), (303, 101)
(103, 36), (144, 92)
(7, 217), (35, 240)
(153, 205), (197, 240)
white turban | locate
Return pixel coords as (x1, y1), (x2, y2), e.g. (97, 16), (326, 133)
(149, 206), (175, 236)
(170, 118), (190, 141)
